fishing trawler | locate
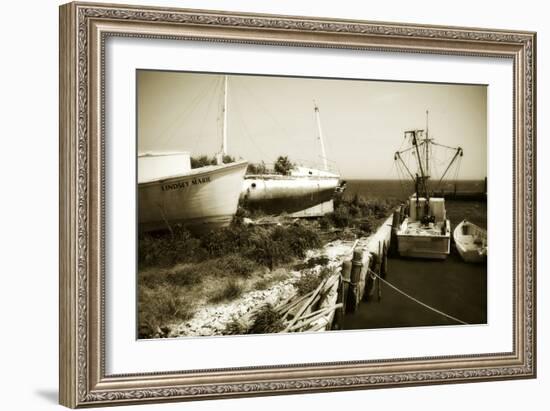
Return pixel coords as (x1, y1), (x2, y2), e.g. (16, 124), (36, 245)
(138, 76), (247, 233)
(393, 112), (464, 259)
(241, 103), (342, 215)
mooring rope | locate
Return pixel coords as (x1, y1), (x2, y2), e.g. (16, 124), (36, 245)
(367, 268), (469, 325)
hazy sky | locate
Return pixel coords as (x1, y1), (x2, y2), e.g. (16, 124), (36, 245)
(137, 70), (487, 180)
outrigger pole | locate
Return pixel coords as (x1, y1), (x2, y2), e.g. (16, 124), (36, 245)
(437, 146), (464, 189)
(394, 110), (463, 199)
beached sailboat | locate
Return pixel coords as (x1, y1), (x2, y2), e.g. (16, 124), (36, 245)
(453, 220), (487, 263)
(241, 103), (342, 215)
(138, 76), (247, 233)
(393, 112), (464, 259)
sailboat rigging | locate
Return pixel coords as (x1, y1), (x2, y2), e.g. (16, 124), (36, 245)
(138, 74), (248, 233)
(240, 98), (343, 215)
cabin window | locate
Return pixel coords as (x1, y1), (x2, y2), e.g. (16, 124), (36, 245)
(251, 183), (256, 188)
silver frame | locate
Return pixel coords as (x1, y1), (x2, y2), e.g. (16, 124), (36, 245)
(59, 2), (536, 408)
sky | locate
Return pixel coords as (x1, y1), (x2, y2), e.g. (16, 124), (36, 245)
(137, 70), (487, 180)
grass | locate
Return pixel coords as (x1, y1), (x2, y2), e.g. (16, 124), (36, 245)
(320, 195), (399, 236)
(208, 279), (244, 304)
(138, 285), (194, 339)
(247, 304), (286, 334)
(294, 266), (333, 296)
(137, 195), (396, 338)
(138, 222), (319, 337)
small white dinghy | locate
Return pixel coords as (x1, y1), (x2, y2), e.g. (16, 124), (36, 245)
(453, 220), (487, 263)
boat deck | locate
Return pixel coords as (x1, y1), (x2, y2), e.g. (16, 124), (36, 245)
(399, 221), (447, 237)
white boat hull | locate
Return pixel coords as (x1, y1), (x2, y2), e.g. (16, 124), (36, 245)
(138, 160), (248, 233)
(241, 175), (339, 214)
(396, 219), (451, 260)
(453, 220), (487, 263)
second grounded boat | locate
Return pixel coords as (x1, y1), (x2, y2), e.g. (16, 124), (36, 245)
(453, 220), (487, 263)
(393, 111), (464, 259)
(240, 103), (343, 215)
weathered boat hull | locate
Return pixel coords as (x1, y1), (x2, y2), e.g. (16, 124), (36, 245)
(241, 175), (339, 214)
(453, 220), (487, 263)
(396, 220), (451, 260)
(138, 160), (248, 233)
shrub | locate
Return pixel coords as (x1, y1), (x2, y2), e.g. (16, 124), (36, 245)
(246, 161), (268, 175)
(321, 195), (399, 233)
(248, 304), (286, 334)
(294, 267), (333, 296)
(273, 156), (294, 175)
(330, 204), (352, 228)
(138, 225), (206, 268)
(138, 285), (194, 338)
(190, 155), (217, 168)
(224, 316), (250, 335)
(222, 154), (235, 164)
(209, 279), (244, 304)
(295, 255), (330, 270)
(215, 254), (259, 278)
(165, 265), (204, 287)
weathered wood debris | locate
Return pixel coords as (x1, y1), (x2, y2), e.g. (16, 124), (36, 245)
(266, 214), (394, 333)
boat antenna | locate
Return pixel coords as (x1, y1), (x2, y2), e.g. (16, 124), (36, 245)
(313, 100), (329, 171)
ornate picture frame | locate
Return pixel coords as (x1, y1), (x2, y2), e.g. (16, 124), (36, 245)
(59, 1), (536, 408)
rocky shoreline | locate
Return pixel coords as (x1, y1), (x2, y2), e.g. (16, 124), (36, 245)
(169, 238), (363, 337)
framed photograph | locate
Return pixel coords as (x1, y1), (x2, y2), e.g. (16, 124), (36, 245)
(59, 1), (537, 408)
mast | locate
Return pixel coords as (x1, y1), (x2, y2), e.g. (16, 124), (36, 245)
(313, 101), (329, 171)
(425, 110), (429, 180)
(222, 75), (228, 156)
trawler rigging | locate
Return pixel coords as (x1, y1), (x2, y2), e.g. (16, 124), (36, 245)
(393, 111), (464, 259)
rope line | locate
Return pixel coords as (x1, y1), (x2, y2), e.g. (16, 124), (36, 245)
(367, 268), (469, 325)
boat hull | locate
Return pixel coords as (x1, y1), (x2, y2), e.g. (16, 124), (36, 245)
(396, 219), (451, 260)
(453, 220), (487, 263)
(138, 160), (248, 233)
(241, 175), (339, 214)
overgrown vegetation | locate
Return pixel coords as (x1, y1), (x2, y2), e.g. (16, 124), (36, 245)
(208, 279), (244, 304)
(200, 222), (321, 270)
(245, 156), (295, 175)
(273, 155), (295, 175)
(190, 154), (235, 169)
(294, 266), (333, 296)
(294, 255), (330, 271)
(246, 161), (268, 175)
(320, 194), (399, 235)
(138, 193), (398, 338)
(247, 304), (286, 334)
(138, 285), (194, 339)
(138, 221), (321, 337)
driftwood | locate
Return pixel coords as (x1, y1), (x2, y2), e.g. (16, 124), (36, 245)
(281, 275), (330, 332)
(275, 289), (315, 315)
(287, 303), (343, 331)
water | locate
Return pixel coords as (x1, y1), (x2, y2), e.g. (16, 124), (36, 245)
(344, 179), (485, 202)
(341, 180), (487, 330)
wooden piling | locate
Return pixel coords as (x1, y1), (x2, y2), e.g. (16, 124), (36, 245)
(381, 241), (388, 278)
(349, 249), (364, 312)
(389, 207), (401, 257)
(341, 260), (352, 313)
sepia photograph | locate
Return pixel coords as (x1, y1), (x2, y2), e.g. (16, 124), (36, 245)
(136, 70), (487, 339)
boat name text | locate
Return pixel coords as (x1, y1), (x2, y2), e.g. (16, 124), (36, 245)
(161, 176), (211, 191)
